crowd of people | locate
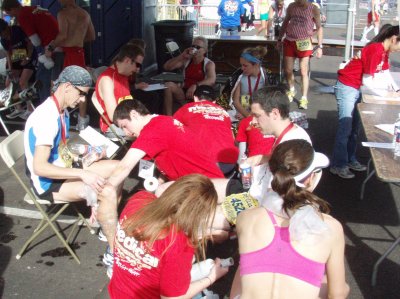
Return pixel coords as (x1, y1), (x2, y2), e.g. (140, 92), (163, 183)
(3, 0), (400, 298)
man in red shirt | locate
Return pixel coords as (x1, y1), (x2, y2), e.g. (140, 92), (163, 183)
(94, 44), (143, 137)
(2, 0), (59, 103)
(163, 36), (216, 115)
(97, 99), (224, 257)
(174, 85), (238, 175)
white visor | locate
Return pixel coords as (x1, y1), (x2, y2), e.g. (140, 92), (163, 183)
(294, 152), (330, 184)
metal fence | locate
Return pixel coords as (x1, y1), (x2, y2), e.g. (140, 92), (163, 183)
(156, 2), (220, 36)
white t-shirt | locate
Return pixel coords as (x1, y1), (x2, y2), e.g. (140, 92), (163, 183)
(24, 98), (70, 195)
(249, 124), (312, 203)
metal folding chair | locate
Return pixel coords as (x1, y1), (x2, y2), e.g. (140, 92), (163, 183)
(0, 130), (95, 264)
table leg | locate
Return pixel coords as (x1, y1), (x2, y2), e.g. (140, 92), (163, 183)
(360, 158), (375, 200)
(371, 235), (400, 286)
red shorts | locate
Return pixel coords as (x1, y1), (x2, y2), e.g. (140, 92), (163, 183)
(62, 47), (85, 68)
(367, 12), (380, 24)
(283, 39), (313, 58)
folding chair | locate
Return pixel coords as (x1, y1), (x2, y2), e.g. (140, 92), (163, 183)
(0, 130), (95, 264)
(91, 93), (127, 147)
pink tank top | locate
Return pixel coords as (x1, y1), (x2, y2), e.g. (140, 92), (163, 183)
(239, 209), (326, 287)
(285, 3), (315, 41)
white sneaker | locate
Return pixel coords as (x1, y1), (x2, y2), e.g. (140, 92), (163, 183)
(360, 36), (369, 43)
(0, 82), (14, 107)
(6, 108), (24, 119)
(19, 109), (32, 120)
(247, 26), (255, 31)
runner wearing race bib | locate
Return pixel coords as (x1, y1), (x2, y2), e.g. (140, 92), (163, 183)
(277, 0), (323, 110)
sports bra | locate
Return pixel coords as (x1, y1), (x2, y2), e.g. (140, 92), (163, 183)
(239, 209), (326, 287)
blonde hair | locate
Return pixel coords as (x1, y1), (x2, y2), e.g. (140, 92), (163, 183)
(242, 46), (268, 64)
(122, 174), (218, 259)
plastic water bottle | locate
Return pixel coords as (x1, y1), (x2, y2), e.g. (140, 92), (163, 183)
(392, 113), (400, 159)
(190, 258), (234, 282)
(82, 145), (107, 168)
(268, 26), (274, 39)
(68, 143), (90, 155)
(240, 156), (252, 190)
(392, 113), (400, 148)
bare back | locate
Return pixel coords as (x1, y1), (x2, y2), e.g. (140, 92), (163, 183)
(57, 6), (94, 47)
(236, 207), (347, 299)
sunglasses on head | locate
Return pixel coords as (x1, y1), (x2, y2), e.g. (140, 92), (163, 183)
(72, 85), (88, 97)
(191, 45), (202, 50)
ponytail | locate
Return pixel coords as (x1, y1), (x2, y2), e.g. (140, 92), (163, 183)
(368, 25), (400, 45)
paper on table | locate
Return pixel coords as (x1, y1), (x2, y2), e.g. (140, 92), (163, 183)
(143, 83), (167, 92)
(375, 124), (394, 135)
(362, 142), (394, 149)
(79, 126), (119, 158)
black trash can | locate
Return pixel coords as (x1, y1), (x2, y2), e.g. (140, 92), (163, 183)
(152, 20), (195, 72)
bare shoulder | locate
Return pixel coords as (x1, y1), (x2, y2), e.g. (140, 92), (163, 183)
(322, 214), (344, 236)
(237, 207), (266, 230)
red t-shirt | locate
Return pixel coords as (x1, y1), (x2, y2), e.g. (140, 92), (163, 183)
(95, 65), (132, 132)
(236, 116), (275, 157)
(131, 115), (224, 180)
(18, 6), (58, 47)
(173, 101), (239, 164)
(109, 191), (194, 299)
(338, 43), (389, 89)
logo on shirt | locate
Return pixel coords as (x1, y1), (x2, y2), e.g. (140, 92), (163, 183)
(114, 221), (159, 276)
(188, 105), (229, 121)
(224, 0), (239, 16)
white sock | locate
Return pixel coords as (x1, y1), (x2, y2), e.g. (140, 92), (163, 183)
(374, 26), (379, 35)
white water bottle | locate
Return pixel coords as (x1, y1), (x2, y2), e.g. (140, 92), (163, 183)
(190, 258), (234, 282)
(392, 113), (400, 159)
(240, 155), (252, 190)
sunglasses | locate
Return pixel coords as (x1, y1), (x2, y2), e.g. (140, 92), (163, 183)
(191, 45), (203, 50)
(134, 61), (142, 69)
(73, 85), (88, 97)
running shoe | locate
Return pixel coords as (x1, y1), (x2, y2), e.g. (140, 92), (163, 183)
(6, 108), (24, 119)
(98, 229), (108, 242)
(299, 96), (308, 110)
(103, 246), (114, 267)
(0, 82), (14, 107)
(19, 109), (32, 120)
(330, 166), (355, 179)
(103, 246), (114, 279)
(19, 81), (40, 101)
(286, 89), (296, 102)
(348, 161), (367, 172)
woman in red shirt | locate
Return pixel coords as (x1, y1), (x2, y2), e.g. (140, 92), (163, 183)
(331, 25), (400, 179)
(108, 174), (229, 299)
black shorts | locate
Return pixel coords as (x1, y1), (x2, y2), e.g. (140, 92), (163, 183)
(33, 180), (65, 203)
(225, 178), (244, 196)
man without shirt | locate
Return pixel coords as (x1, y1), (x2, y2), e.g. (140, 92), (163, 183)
(45, 0), (95, 131)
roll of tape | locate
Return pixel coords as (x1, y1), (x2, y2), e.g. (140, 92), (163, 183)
(144, 177), (159, 193)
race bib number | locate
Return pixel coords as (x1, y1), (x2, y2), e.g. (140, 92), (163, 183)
(240, 95), (251, 111)
(11, 49), (27, 62)
(296, 38), (312, 51)
(138, 159), (155, 179)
